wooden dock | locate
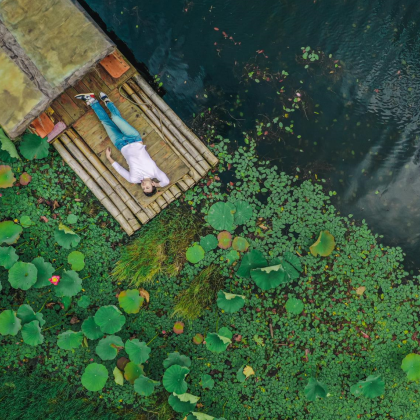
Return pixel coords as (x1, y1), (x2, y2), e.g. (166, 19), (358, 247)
(47, 51), (218, 235)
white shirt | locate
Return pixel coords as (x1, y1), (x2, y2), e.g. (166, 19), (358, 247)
(111, 142), (170, 187)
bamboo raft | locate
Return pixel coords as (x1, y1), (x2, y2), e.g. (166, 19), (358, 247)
(47, 51), (218, 235)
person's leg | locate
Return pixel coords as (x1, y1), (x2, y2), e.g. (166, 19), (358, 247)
(106, 102), (142, 139)
(91, 101), (123, 145)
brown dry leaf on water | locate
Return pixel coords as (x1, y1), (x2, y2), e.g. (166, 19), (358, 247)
(243, 365), (255, 378)
(356, 286), (366, 296)
(139, 288), (150, 302)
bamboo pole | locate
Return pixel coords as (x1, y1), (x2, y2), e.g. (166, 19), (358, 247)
(52, 139), (134, 236)
(162, 189), (175, 205)
(149, 201), (161, 214)
(169, 184), (182, 198)
(177, 179), (188, 192)
(182, 175), (195, 188)
(66, 130), (150, 224)
(132, 73), (218, 167)
(156, 195), (168, 209)
(122, 82), (208, 178)
(59, 134), (141, 231)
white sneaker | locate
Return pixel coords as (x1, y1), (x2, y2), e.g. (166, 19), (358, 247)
(74, 93), (96, 106)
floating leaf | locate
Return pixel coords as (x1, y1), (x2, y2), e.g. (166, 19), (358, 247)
(124, 362), (144, 385)
(113, 366), (124, 386)
(82, 316), (103, 340)
(200, 374), (214, 389)
(8, 262), (37, 290)
(282, 252), (302, 280)
(163, 352), (191, 369)
(188, 413), (222, 420)
(57, 330), (83, 350)
(22, 320), (44, 346)
(54, 270), (82, 297)
(285, 298), (304, 314)
(94, 305), (126, 334)
(68, 251), (85, 271)
(226, 249), (240, 265)
(81, 363), (108, 392)
(216, 291), (245, 313)
(17, 304), (45, 327)
(217, 231), (232, 249)
(232, 237), (249, 252)
(207, 202), (235, 230)
(0, 221), (23, 245)
(96, 335), (124, 360)
(118, 289), (143, 314)
(205, 327), (232, 353)
(139, 288), (150, 302)
(0, 310), (21, 335)
(32, 257), (55, 288)
(169, 392), (200, 413)
(0, 165), (15, 188)
(193, 334), (204, 345)
(304, 378), (328, 401)
(61, 296), (72, 311)
(134, 375), (159, 397)
(200, 234), (218, 252)
(19, 172), (32, 185)
(173, 321), (185, 334)
(236, 366), (246, 383)
(237, 249), (267, 277)
(402, 353), (420, 382)
(77, 295), (91, 308)
(310, 230), (336, 257)
(67, 214), (78, 224)
(251, 264), (289, 291)
(19, 132), (49, 160)
(0, 246), (19, 269)
(163, 365), (190, 394)
(117, 357), (129, 371)
(125, 339), (151, 364)
(350, 375), (385, 398)
(54, 223), (81, 249)
(243, 366), (255, 378)
(0, 128), (19, 160)
(20, 215), (34, 228)
(233, 200), (253, 225)
(356, 286), (366, 295)
(186, 244), (205, 264)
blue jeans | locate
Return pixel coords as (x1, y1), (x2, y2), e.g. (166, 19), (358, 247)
(91, 100), (142, 150)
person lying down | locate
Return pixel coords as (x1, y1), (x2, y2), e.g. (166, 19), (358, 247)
(75, 92), (170, 197)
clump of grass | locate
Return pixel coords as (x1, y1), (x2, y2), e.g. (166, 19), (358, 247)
(172, 265), (224, 320)
(113, 206), (202, 286)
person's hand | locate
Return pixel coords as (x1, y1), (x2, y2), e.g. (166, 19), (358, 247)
(151, 181), (159, 187)
(105, 147), (112, 160)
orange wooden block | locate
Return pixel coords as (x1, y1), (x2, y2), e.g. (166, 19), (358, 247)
(30, 112), (55, 138)
(99, 51), (130, 79)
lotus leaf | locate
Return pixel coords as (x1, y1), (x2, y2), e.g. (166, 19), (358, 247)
(0, 128), (19, 159)
(226, 249), (240, 265)
(118, 289), (144, 314)
(193, 334), (204, 345)
(77, 295), (91, 308)
(163, 352), (192, 369)
(82, 316), (103, 340)
(22, 320), (44, 346)
(216, 291), (245, 313)
(169, 392), (200, 413)
(19, 132), (49, 160)
(125, 339), (151, 364)
(217, 231), (232, 249)
(0, 310), (21, 335)
(205, 327), (232, 353)
(233, 200), (253, 225)
(32, 257), (55, 288)
(94, 305), (126, 334)
(232, 237), (249, 252)
(304, 378), (328, 401)
(285, 298), (304, 314)
(17, 304), (45, 327)
(68, 251), (85, 271)
(0, 246), (18, 269)
(188, 413), (221, 420)
(54, 270), (82, 297)
(163, 365), (190, 394)
(401, 353), (420, 382)
(236, 365), (246, 382)
(124, 362), (144, 384)
(134, 375), (159, 397)
(20, 215), (34, 228)
(113, 366), (124, 386)
(57, 330), (83, 350)
(207, 202), (235, 230)
(350, 375), (385, 398)
(282, 252), (303, 280)
(19, 172), (32, 185)
(117, 357), (129, 371)
(61, 296), (72, 311)
(199, 234), (218, 252)
(251, 264), (288, 291)
(186, 244), (205, 264)
(81, 363), (108, 392)
(200, 374), (214, 389)
(237, 249), (267, 278)
(54, 223), (81, 249)
(173, 321), (184, 334)
(310, 230), (336, 257)
(0, 221), (23, 245)
(67, 214), (78, 224)
(0, 165), (15, 188)
(8, 262), (38, 290)
(96, 335), (124, 360)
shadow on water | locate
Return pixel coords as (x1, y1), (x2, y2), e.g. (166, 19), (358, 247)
(83, 0), (420, 268)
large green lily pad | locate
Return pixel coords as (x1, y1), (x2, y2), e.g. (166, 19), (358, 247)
(237, 249), (267, 278)
(0, 165), (15, 188)
(22, 320), (44, 346)
(186, 244), (205, 264)
(285, 298), (304, 314)
(350, 375), (385, 398)
(207, 202), (235, 231)
(251, 264), (291, 291)
(54, 223), (81, 249)
(94, 305), (126, 334)
(57, 330), (84, 350)
(168, 392), (200, 413)
(0, 310), (21, 335)
(0, 221), (23, 245)
(81, 316), (103, 340)
(54, 270), (82, 297)
(118, 289), (144, 314)
(233, 200), (253, 225)
(205, 327), (232, 353)
(163, 352), (191, 369)
(304, 378), (328, 401)
(8, 261), (38, 290)
(68, 251), (85, 271)
(32, 257), (55, 288)
(199, 234), (218, 252)
(0, 246), (19, 269)
(19, 132), (49, 160)
(81, 363), (108, 392)
(310, 230), (336, 257)
(96, 335), (124, 360)
(134, 375), (159, 397)
(216, 291), (245, 313)
(17, 304), (45, 327)
(163, 365), (190, 394)
(125, 339), (151, 364)
(402, 353), (420, 382)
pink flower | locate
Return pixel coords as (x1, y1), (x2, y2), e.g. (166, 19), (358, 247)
(162, 330), (166, 335)
(48, 275), (60, 286)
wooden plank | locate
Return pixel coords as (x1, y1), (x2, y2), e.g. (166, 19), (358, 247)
(81, 70), (111, 95)
(50, 99), (74, 126)
(55, 92), (85, 123)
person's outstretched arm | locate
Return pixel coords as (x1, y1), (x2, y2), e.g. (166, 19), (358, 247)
(106, 147), (134, 183)
(153, 167), (170, 188)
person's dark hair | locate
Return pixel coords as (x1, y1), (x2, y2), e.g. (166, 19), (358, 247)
(143, 186), (157, 197)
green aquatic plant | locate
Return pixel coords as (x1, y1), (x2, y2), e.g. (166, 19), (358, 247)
(19, 132), (49, 160)
(96, 335), (124, 360)
(200, 234), (218, 251)
(216, 291), (245, 313)
(67, 251), (85, 271)
(186, 243), (205, 263)
(163, 365), (190, 394)
(205, 327), (232, 353)
(0, 165), (15, 188)
(81, 363), (108, 392)
(57, 330), (84, 350)
(304, 378), (328, 401)
(0, 246), (18, 269)
(134, 375), (159, 396)
(207, 202), (235, 230)
(169, 392), (200, 413)
(8, 261), (38, 290)
(118, 289), (144, 314)
(401, 354), (420, 382)
(309, 230), (336, 257)
(94, 305), (126, 334)
(217, 231), (232, 249)
(54, 223), (81, 249)
(350, 375), (385, 398)
(0, 221), (22, 244)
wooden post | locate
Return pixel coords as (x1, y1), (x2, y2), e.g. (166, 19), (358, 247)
(162, 189), (175, 204)
(149, 201), (161, 214)
(177, 179), (188, 192)
(132, 74), (218, 167)
(156, 195), (168, 209)
(52, 139), (134, 236)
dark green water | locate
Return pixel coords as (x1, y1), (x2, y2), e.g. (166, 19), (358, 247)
(85, 0), (420, 267)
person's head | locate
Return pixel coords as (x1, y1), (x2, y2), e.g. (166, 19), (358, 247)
(141, 178), (157, 197)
